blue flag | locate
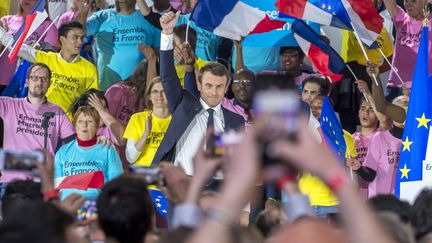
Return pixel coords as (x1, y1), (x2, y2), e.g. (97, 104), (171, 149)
(319, 96), (347, 162)
(396, 25), (432, 202)
(1, 60), (30, 98)
(148, 188), (168, 218)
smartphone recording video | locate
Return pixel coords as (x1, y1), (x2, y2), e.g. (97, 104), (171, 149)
(77, 200), (97, 221)
(0, 149), (45, 173)
(131, 166), (165, 187)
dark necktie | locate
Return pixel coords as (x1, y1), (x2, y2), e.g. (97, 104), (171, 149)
(206, 108), (215, 152)
(207, 108), (215, 130)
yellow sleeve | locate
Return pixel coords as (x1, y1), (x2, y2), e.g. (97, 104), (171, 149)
(380, 28), (394, 58)
(123, 111), (147, 141)
(88, 65), (99, 90)
(344, 130), (358, 158)
(35, 50), (49, 63)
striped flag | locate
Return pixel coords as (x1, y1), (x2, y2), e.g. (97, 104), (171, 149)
(8, 0), (48, 63)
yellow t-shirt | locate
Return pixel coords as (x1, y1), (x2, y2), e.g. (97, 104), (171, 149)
(341, 28), (394, 66)
(175, 58), (208, 86)
(0, 0), (10, 18)
(36, 51), (99, 119)
(123, 110), (172, 167)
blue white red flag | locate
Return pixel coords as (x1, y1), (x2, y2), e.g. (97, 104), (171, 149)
(9, 0), (48, 63)
(396, 25), (432, 203)
(190, 0), (286, 40)
(291, 20), (345, 82)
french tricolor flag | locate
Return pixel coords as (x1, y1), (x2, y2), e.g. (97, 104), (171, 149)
(55, 171), (105, 190)
(190, 0), (286, 41)
(8, 0), (48, 63)
(291, 20), (345, 82)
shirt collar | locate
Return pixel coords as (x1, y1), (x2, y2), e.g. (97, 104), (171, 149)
(58, 51), (80, 63)
(199, 98), (222, 116)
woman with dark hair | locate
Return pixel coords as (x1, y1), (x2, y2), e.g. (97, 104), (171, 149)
(411, 189), (432, 243)
(0, 0), (58, 92)
(123, 77), (172, 167)
(104, 45), (157, 126)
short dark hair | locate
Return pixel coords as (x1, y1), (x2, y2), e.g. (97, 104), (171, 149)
(254, 71), (297, 93)
(27, 63), (52, 81)
(368, 194), (411, 224)
(302, 76), (331, 96)
(58, 21), (83, 44)
(411, 189), (432, 240)
(0, 201), (74, 243)
(71, 88), (108, 115)
(97, 176), (154, 243)
(198, 62), (230, 85)
(279, 46), (305, 59)
(2, 180), (43, 219)
(174, 24), (197, 52)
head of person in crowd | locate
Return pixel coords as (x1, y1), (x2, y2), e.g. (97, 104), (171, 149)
(160, 226), (194, 243)
(279, 46), (305, 73)
(25, 63), (51, 101)
(411, 189), (432, 241)
(197, 62), (230, 108)
(145, 76), (169, 109)
(0, 201), (80, 243)
(58, 21), (85, 57)
(73, 106), (101, 142)
(71, 89), (108, 127)
(255, 202), (287, 238)
(154, 0), (172, 12)
(310, 95), (325, 120)
(1, 180), (43, 220)
(377, 212), (415, 243)
(358, 97), (379, 130)
(173, 24), (197, 64)
(232, 68), (255, 108)
(198, 190), (219, 211)
(97, 175), (154, 243)
(368, 194), (411, 224)
(123, 60), (150, 109)
(18, 0), (48, 16)
(115, 0), (137, 12)
(301, 76), (331, 104)
(403, 0), (427, 19)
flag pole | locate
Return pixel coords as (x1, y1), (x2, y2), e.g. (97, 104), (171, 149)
(0, 39), (13, 59)
(347, 63), (369, 103)
(34, 15), (59, 47)
(351, 26), (380, 87)
(185, 20), (190, 44)
(377, 48), (405, 84)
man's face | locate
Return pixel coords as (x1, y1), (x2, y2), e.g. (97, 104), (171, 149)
(301, 82), (321, 104)
(311, 98), (323, 120)
(60, 28), (85, 56)
(280, 49), (302, 71)
(26, 66), (50, 98)
(358, 101), (378, 128)
(197, 72), (228, 107)
(232, 73), (253, 105)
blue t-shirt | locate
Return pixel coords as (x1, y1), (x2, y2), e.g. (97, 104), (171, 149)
(86, 9), (161, 90)
(54, 140), (123, 200)
(177, 14), (221, 62)
(232, 46), (281, 73)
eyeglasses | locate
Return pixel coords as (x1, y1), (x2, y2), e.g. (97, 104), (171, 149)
(233, 79), (252, 84)
(281, 52), (299, 59)
(29, 75), (49, 83)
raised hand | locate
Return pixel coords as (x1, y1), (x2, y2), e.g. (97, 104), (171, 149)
(160, 11), (181, 35)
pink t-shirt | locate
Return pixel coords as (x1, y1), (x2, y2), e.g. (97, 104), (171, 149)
(0, 97), (75, 154)
(387, 6), (432, 87)
(352, 131), (376, 200)
(0, 15), (59, 86)
(222, 98), (252, 131)
(57, 10), (78, 28)
(363, 130), (401, 198)
(105, 83), (145, 126)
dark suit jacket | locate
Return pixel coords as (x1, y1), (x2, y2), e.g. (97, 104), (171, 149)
(152, 50), (244, 164)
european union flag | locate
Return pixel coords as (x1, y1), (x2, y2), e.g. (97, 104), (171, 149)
(396, 25), (432, 202)
(319, 96), (347, 162)
(148, 188), (168, 218)
(2, 60), (30, 97)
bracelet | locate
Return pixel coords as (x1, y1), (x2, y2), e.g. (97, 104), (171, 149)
(327, 172), (348, 192)
(44, 189), (60, 202)
(276, 175), (297, 189)
(206, 208), (233, 227)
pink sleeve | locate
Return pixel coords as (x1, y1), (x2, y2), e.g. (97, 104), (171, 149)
(363, 134), (380, 171)
(0, 97), (10, 117)
(40, 20), (59, 49)
(58, 113), (75, 139)
(393, 5), (408, 25)
(105, 85), (125, 120)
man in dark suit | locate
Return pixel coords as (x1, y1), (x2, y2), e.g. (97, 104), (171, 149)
(152, 11), (244, 176)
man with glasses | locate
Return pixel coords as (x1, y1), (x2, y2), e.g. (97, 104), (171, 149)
(0, 63), (74, 154)
(0, 21), (99, 119)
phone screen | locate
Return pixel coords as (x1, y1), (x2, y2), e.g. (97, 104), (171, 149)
(77, 200), (97, 221)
